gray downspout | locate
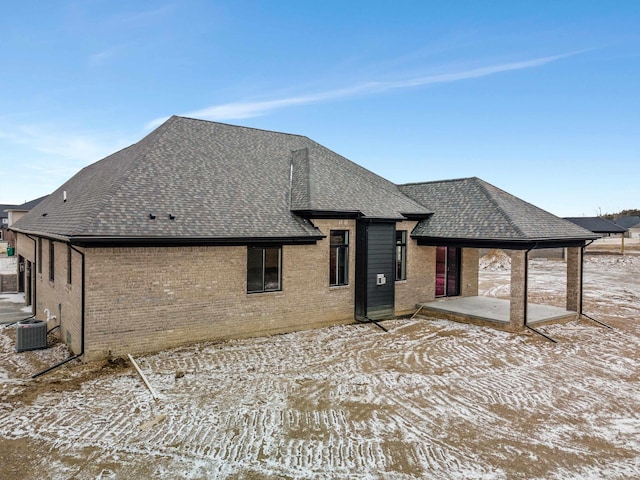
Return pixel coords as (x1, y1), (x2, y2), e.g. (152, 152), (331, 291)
(32, 243), (85, 378)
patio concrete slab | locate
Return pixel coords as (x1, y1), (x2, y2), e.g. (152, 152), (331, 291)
(417, 296), (577, 326)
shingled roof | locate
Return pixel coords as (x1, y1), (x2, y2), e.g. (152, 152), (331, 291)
(11, 116), (429, 245)
(400, 177), (597, 248)
(615, 216), (640, 230)
(564, 217), (627, 234)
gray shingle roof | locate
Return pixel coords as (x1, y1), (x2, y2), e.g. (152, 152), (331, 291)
(12, 116), (428, 242)
(0, 205), (17, 220)
(3, 195), (49, 214)
(290, 146), (431, 219)
(564, 217), (627, 234)
(400, 177), (597, 244)
(615, 216), (640, 229)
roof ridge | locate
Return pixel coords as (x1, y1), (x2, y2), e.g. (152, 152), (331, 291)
(399, 177), (476, 188)
(473, 178), (527, 238)
(175, 115), (309, 140)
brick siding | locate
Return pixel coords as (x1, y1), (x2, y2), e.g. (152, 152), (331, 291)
(81, 219), (358, 360)
(17, 223), (480, 361)
(394, 221), (435, 316)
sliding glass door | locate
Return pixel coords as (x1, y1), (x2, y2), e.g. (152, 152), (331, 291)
(435, 246), (460, 297)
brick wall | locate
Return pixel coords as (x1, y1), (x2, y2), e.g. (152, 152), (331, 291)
(0, 274), (17, 292)
(82, 219), (359, 360)
(18, 220), (449, 361)
(460, 248), (480, 297)
(394, 221), (434, 315)
(509, 249), (527, 330)
(16, 234), (84, 354)
(566, 247), (582, 312)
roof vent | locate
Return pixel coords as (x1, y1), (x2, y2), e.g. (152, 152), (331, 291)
(42, 212), (48, 217)
(15, 320), (48, 352)
(149, 213), (156, 220)
(63, 190), (67, 202)
(169, 214), (175, 220)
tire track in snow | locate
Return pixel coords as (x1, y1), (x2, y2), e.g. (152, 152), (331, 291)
(1, 258), (640, 478)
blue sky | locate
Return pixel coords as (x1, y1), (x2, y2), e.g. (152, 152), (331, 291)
(1, 1), (638, 217)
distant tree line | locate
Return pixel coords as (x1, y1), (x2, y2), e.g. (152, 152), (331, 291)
(602, 209), (640, 220)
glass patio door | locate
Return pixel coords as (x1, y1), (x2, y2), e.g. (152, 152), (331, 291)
(435, 246), (460, 297)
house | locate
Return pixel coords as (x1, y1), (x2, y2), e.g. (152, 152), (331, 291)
(2, 196), (48, 248)
(615, 216), (640, 239)
(564, 217), (627, 238)
(0, 204), (18, 242)
(564, 216), (627, 253)
(10, 116), (596, 361)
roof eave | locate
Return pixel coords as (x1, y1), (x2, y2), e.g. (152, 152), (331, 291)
(400, 211), (433, 220)
(292, 209), (363, 219)
(9, 226), (71, 242)
(10, 226), (325, 247)
(66, 235), (324, 248)
(412, 235), (598, 249)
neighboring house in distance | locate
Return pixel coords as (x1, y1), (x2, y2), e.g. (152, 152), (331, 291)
(564, 217), (627, 238)
(10, 116), (597, 361)
(615, 216), (640, 239)
(3, 196), (49, 247)
(0, 204), (18, 241)
(564, 216), (627, 254)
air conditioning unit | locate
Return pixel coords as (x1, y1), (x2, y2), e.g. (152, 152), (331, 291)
(15, 319), (48, 352)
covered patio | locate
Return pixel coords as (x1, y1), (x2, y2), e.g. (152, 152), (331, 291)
(413, 244), (588, 331)
(399, 178), (599, 332)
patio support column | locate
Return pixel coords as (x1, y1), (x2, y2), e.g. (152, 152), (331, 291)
(460, 248), (479, 297)
(566, 247), (582, 313)
(509, 250), (527, 330)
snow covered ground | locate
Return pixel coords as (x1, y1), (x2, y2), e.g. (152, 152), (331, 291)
(0, 255), (639, 479)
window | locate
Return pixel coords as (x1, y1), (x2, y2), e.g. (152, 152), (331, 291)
(396, 230), (407, 281)
(247, 246), (282, 293)
(38, 238), (42, 274)
(67, 245), (72, 285)
(49, 240), (55, 282)
(330, 230), (349, 286)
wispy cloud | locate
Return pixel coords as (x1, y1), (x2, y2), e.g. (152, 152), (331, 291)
(146, 51), (584, 128)
(110, 4), (176, 26)
(88, 47), (118, 67)
(0, 122), (135, 202)
(10, 124), (123, 162)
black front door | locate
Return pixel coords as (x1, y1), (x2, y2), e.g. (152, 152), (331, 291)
(435, 246), (460, 297)
(355, 221), (396, 320)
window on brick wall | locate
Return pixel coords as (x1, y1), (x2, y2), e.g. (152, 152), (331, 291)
(67, 244), (72, 285)
(396, 230), (407, 281)
(49, 240), (55, 282)
(330, 230), (349, 286)
(247, 246), (282, 293)
(38, 237), (42, 274)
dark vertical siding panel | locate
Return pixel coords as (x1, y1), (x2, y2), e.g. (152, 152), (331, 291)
(365, 223), (395, 319)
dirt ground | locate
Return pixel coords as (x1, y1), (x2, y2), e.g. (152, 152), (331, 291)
(1, 254), (639, 479)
